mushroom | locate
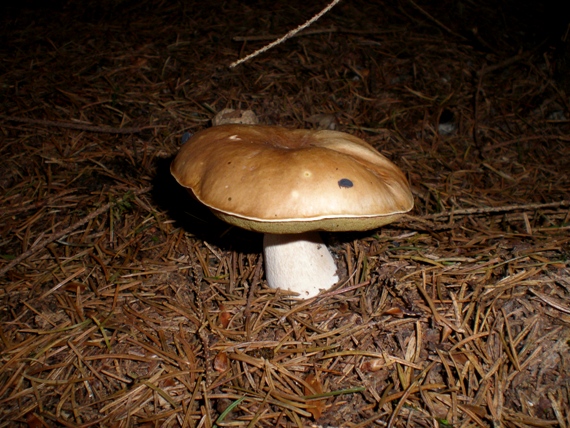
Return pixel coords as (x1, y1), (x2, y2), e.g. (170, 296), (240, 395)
(171, 124), (413, 298)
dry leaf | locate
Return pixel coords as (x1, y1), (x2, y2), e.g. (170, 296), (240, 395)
(361, 358), (385, 372)
(214, 352), (229, 372)
(304, 373), (325, 420)
(219, 303), (231, 328)
(383, 307), (404, 317)
(63, 281), (87, 292)
(162, 377), (176, 387)
(26, 413), (48, 428)
(449, 352), (468, 365)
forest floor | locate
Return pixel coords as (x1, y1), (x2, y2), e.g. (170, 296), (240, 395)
(1, 0), (569, 426)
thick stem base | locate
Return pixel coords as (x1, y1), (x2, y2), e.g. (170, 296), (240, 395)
(263, 232), (339, 299)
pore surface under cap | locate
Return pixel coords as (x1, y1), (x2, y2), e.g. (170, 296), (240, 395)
(170, 124), (413, 234)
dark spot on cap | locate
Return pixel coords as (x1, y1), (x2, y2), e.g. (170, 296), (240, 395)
(181, 132), (192, 144)
(338, 178), (353, 188)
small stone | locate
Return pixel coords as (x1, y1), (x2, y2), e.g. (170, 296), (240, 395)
(212, 108), (259, 126)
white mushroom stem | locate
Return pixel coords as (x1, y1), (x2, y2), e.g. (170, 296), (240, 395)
(263, 232), (339, 299)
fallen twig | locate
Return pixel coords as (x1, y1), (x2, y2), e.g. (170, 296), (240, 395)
(229, 0), (344, 68)
(408, 200), (570, 221)
(0, 114), (159, 134)
(407, 0), (466, 41)
(232, 26), (404, 42)
(1, 189), (77, 216)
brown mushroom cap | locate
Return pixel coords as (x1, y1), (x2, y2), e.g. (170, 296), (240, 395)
(171, 124), (413, 234)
